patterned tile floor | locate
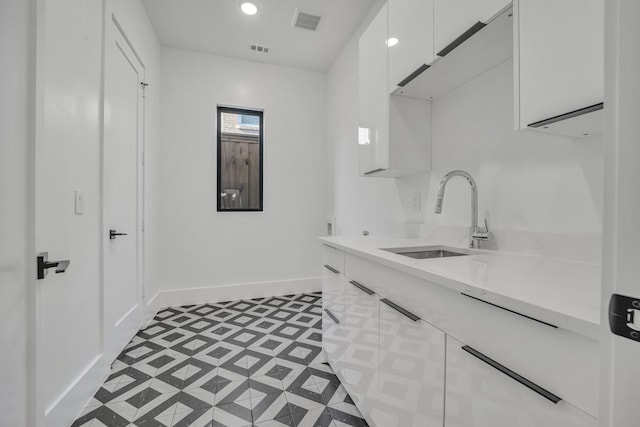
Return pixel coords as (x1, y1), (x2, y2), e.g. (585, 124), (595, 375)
(72, 292), (368, 427)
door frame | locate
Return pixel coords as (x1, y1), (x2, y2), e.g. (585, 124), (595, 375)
(1, 0), (38, 425)
(101, 11), (147, 358)
(600, 0), (640, 425)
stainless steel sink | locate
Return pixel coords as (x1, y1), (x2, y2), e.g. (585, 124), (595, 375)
(381, 245), (472, 259)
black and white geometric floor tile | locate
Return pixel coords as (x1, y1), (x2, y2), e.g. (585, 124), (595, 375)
(72, 293), (369, 427)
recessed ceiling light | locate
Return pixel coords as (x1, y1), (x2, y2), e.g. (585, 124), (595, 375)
(241, 2), (258, 15)
(386, 37), (399, 47)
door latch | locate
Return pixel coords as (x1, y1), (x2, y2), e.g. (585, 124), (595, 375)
(609, 293), (640, 342)
(109, 229), (128, 240)
(37, 252), (70, 280)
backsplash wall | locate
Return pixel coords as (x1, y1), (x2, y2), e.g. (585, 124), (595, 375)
(326, 34), (603, 245)
(430, 58), (603, 235)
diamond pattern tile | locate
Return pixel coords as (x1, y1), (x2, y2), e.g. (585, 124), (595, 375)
(73, 292), (367, 427)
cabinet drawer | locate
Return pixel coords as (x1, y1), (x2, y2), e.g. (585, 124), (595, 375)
(445, 336), (597, 427)
(445, 291), (599, 417)
(345, 253), (447, 328)
(322, 244), (345, 274)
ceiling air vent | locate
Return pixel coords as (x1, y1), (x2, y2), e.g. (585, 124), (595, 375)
(292, 9), (322, 31)
(250, 44), (270, 54)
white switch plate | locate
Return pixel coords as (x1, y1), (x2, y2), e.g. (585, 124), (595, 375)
(324, 215), (336, 236)
(411, 192), (421, 212)
(75, 190), (85, 215)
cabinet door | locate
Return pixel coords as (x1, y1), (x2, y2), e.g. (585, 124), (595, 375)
(358, 3), (389, 175)
(445, 336), (597, 427)
(387, 0), (434, 90)
(515, 0), (603, 129)
(321, 265), (345, 366)
(375, 299), (445, 427)
(434, 0), (510, 55)
(341, 280), (379, 422)
(321, 263), (343, 321)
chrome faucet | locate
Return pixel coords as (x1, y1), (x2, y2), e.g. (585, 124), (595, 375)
(434, 170), (490, 248)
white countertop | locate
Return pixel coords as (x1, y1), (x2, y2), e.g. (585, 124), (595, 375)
(319, 235), (602, 340)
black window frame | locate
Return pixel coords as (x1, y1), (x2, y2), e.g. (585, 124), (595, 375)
(216, 106), (264, 212)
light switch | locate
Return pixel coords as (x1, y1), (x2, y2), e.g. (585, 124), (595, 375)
(411, 192), (421, 212)
(75, 190), (85, 215)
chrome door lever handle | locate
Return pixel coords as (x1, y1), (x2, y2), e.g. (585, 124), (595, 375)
(109, 229), (128, 240)
(37, 252), (70, 280)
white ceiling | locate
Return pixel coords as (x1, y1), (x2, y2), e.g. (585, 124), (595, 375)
(141, 0), (376, 72)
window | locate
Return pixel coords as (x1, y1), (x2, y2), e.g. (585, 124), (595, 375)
(239, 114), (260, 128)
(217, 106), (264, 211)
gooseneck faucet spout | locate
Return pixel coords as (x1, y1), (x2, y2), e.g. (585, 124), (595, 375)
(434, 170), (490, 248)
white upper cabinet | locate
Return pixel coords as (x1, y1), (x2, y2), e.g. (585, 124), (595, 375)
(434, 0), (511, 56)
(387, 0), (435, 91)
(514, 0), (604, 137)
(359, 3), (390, 175)
(358, 3), (432, 177)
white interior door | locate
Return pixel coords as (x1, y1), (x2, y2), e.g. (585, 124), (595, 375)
(103, 15), (145, 362)
(32, 4), (145, 424)
(601, 1), (640, 425)
(34, 0), (106, 424)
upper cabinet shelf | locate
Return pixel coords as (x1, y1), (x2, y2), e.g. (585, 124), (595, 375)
(358, 2), (432, 178)
(357, 0), (604, 178)
(358, 0), (512, 177)
(387, 0), (604, 139)
(393, 5), (513, 100)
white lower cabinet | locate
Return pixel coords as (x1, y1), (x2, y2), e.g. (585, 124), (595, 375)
(444, 336), (597, 427)
(322, 245), (348, 370)
(322, 248), (598, 427)
(375, 299), (445, 427)
(321, 261), (349, 369)
(341, 280), (380, 423)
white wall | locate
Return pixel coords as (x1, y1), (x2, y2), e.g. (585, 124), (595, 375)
(327, 37), (603, 249)
(148, 48), (326, 307)
(31, 1), (159, 425)
(0, 1), (35, 426)
(326, 36), (379, 237)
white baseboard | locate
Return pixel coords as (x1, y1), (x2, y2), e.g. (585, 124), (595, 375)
(43, 353), (110, 427)
(145, 276), (321, 324)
